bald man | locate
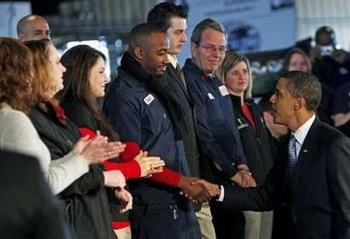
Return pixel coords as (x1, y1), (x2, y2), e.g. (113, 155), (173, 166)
(17, 14), (50, 42)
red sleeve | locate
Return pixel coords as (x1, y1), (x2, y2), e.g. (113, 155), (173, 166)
(103, 160), (141, 180)
(78, 128), (141, 179)
(119, 142), (140, 162)
(112, 221), (130, 230)
(121, 142), (182, 187)
(149, 167), (181, 187)
(79, 127), (96, 138)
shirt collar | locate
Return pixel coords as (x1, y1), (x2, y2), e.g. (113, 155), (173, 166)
(167, 54), (178, 69)
(292, 114), (316, 146)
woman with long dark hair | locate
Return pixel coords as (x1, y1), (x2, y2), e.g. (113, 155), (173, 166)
(58, 45), (165, 239)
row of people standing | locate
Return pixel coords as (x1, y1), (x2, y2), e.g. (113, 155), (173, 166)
(1, 3), (328, 239)
(3, 4), (277, 239)
(102, 3), (275, 239)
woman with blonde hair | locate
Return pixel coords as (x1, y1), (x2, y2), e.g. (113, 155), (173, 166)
(218, 50), (275, 239)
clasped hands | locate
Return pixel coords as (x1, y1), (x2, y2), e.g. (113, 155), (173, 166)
(179, 165), (256, 203)
(178, 176), (220, 203)
(230, 164), (257, 188)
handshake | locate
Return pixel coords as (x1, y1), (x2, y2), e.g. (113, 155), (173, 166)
(178, 176), (221, 203)
(178, 167), (256, 203)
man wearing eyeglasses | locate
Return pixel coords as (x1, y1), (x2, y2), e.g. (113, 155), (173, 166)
(183, 18), (256, 239)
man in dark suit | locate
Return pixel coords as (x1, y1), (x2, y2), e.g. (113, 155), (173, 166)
(0, 151), (72, 239)
(198, 71), (350, 239)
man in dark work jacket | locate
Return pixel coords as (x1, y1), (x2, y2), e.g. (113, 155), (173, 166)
(103, 23), (210, 239)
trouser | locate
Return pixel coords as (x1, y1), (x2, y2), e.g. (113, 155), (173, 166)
(195, 202), (216, 239)
(244, 211), (273, 239)
(114, 227), (131, 239)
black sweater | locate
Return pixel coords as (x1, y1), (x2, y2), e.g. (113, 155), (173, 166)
(230, 95), (275, 185)
(29, 102), (116, 239)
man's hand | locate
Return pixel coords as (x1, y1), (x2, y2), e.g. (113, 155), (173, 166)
(191, 179), (221, 198)
(178, 176), (211, 203)
(230, 170), (256, 188)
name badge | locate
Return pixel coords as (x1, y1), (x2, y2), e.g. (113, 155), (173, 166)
(207, 93), (215, 100)
(144, 94), (155, 105)
(218, 85), (229, 96)
(237, 118), (249, 130)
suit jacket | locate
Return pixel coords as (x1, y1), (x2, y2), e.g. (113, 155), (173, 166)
(220, 118), (350, 239)
(0, 151), (71, 239)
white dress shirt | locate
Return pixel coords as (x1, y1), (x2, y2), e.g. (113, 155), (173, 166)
(292, 114), (316, 158)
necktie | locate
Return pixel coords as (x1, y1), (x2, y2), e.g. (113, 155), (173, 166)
(175, 63), (187, 89)
(288, 135), (298, 177)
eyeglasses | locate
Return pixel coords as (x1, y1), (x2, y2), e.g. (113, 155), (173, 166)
(198, 44), (227, 55)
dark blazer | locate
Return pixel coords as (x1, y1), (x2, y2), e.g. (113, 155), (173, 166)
(220, 118), (350, 239)
(0, 151), (72, 239)
(29, 104), (116, 239)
